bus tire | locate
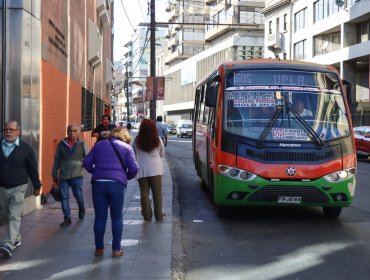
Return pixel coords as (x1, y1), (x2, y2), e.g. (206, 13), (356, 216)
(323, 207), (342, 218)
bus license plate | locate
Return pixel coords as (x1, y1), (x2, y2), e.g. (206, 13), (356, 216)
(278, 196), (302, 204)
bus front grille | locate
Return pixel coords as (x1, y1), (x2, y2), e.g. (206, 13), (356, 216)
(247, 186), (329, 203)
(245, 149), (334, 163)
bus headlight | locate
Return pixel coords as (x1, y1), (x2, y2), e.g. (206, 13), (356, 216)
(218, 165), (256, 181)
(229, 169), (240, 177)
(323, 168), (356, 183)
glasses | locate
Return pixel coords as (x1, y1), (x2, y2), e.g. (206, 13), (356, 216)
(3, 128), (18, 132)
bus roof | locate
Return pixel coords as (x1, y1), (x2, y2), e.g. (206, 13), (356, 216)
(220, 59), (337, 73)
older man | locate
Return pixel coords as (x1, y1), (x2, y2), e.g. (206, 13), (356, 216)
(0, 120), (42, 258)
(52, 124), (88, 227)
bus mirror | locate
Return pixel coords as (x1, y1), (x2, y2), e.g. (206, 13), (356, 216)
(342, 79), (352, 105)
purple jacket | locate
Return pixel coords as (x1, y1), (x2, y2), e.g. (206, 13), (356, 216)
(83, 138), (138, 186)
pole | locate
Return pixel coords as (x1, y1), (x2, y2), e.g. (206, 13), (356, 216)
(125, 62), (130, 121)
(149, 0), (156, 121)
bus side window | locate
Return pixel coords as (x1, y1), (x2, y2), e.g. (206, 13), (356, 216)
(194, 87), (202, 123)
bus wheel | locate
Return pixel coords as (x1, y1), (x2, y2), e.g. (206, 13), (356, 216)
(323, 207), (342, 218)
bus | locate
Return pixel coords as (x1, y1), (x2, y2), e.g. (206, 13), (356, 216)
(193, 59), (356, 217)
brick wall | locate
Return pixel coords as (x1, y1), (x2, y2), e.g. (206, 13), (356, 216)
(40, 0), (112, 194)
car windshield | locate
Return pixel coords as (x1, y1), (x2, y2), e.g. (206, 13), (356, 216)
(224, 70), (350, 143)
(182, 124), (192, 128)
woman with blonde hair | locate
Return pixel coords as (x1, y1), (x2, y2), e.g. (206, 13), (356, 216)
(83, 127), (138, 257)
(133, 119), (165, 221)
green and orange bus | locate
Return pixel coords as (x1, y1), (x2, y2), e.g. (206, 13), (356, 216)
(193, 59), (356, 217)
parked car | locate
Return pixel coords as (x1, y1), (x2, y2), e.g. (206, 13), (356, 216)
(164, 123), (176, 135)
(176, 119), (193, 138)
(353, 126), (370, 158)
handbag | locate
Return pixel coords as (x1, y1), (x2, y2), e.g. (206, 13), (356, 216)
(50, 182), (62, 202)
(109, 139), (127, 171)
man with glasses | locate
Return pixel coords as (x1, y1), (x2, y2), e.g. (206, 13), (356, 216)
(0, 120), (41, 258)
(51, 124), (88, 227)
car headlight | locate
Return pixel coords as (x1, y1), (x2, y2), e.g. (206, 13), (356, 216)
(218, 165), (256, 181)
(323, 168), (356, 183)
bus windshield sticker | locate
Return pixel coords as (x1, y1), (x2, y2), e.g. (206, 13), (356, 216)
(272, 128), (308, 141)
(226, 92), (275, 107)
(226, 86), (340, 94)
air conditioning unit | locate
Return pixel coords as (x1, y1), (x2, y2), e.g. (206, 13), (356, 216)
(88, 20), (102, 68)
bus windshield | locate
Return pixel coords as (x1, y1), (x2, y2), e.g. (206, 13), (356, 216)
(224, 70), (351, 142)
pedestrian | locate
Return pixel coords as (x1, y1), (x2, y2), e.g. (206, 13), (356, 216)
(91, 114), (115, 142)
(83, 127), (138, 257)
(0, 120), (42, 258)
(133, 119), (166, 222)
(51, 124), (89, 227)
(156, 115), (168, 146)
(126, 122), (132, 133)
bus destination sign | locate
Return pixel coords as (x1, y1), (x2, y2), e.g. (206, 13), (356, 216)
(233, 71), (335, 88)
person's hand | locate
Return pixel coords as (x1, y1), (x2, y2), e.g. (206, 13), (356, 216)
(52, 176), (59, 184)
(33, 189), (41, 196)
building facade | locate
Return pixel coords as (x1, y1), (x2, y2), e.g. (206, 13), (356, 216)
(261, 0), (370, 124)
(0, 0), (113, 213)
(163, 0), (265, 122)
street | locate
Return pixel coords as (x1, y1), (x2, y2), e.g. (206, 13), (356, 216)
(166, 134), (370, 280)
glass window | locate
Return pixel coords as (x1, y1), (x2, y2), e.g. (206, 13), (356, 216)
(294, 40), (307, 60)
(223, 70), (350, 142)
(294, 8), (307, 32)
(283, 14), (288, 30)
(269, 21), (272, 34)
(313, 32), (341, 56)
(314, 0), (339, 23)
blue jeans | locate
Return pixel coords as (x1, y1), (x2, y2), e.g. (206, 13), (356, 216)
(92, 181), (126, 251)
(60, 177), (84, 219)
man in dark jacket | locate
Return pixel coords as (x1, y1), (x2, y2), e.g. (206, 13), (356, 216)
(52, 124), (88, 227)
(0, 120), (42, 258)
(91, 115), (115, 142)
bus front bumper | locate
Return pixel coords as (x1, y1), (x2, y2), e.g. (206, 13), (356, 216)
(213, 174), (355, 207)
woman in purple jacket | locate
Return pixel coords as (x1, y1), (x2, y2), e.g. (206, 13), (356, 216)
(83, 127), (138, 257)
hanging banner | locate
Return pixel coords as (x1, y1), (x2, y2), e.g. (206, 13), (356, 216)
(145, 77), (165, 101)
(145, 77), (154, 101)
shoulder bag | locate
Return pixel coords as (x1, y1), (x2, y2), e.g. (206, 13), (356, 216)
(109, 139), (127, 171)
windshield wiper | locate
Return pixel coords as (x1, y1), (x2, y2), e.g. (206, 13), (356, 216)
(289, 107), (324, 146)
(257, 106), (283, 146)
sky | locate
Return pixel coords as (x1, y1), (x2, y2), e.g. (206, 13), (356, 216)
(113, 0), (168, 61)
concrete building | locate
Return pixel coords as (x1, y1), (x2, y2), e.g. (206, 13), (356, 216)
(261, 0), (370, 124)
(0, 0), (113, 213)
(163, 0), (265, 122)
(165, 0), (208, 66)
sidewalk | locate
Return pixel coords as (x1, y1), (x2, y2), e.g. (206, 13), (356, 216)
(0, 158), (172, 280)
